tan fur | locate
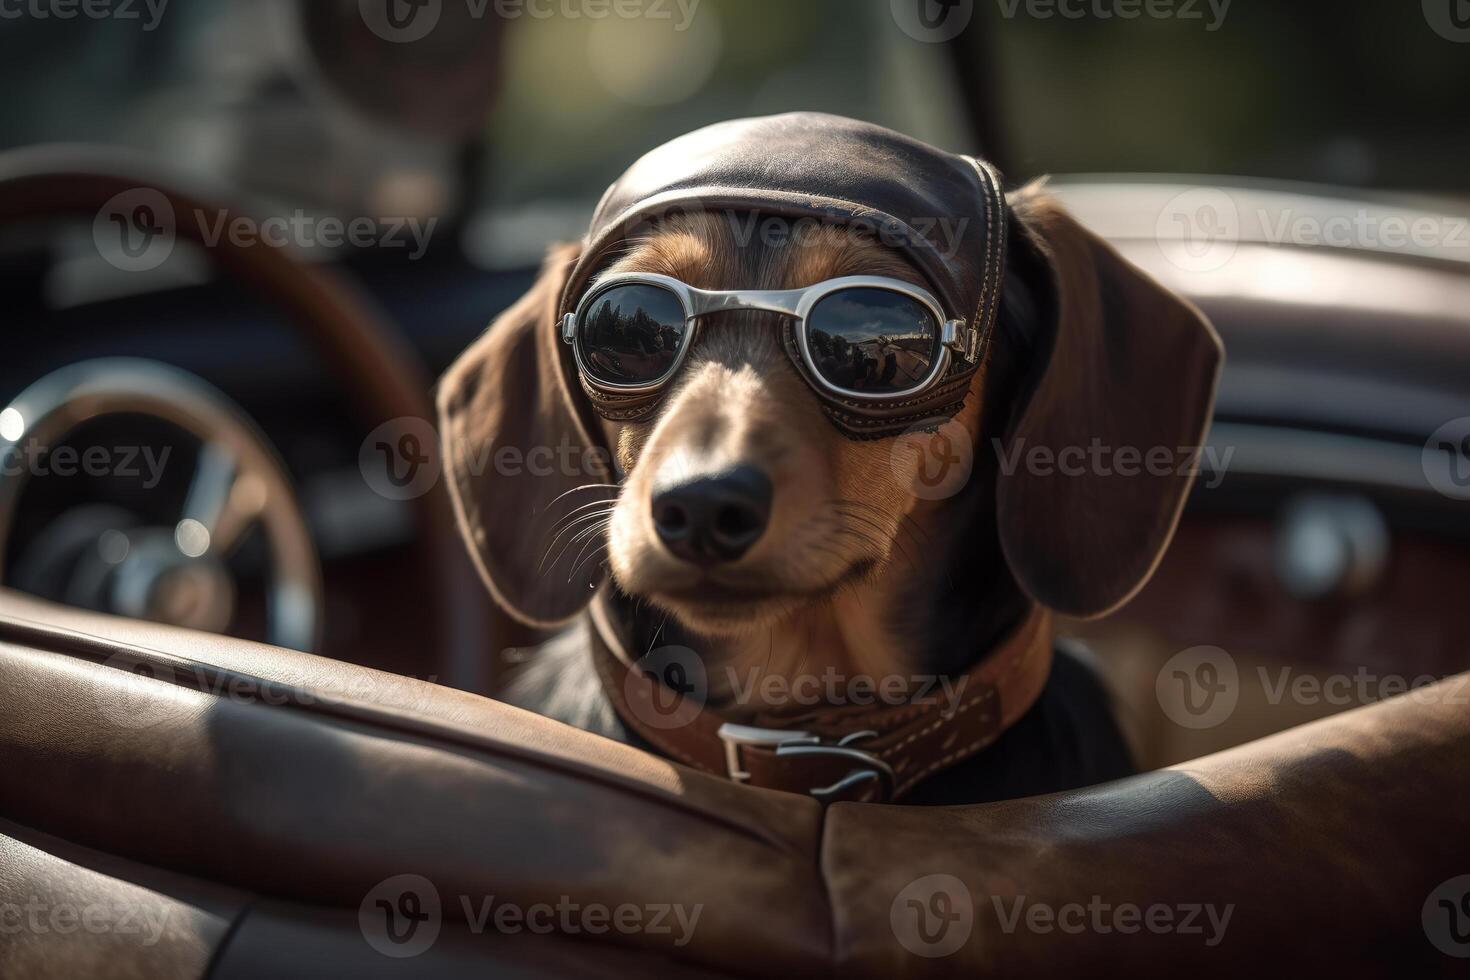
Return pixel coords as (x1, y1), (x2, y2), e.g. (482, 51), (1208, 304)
(594, 214), (985, 712)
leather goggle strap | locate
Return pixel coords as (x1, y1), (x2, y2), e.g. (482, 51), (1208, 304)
(579, 376), (664, 423)
(589, 594), (1055, 803)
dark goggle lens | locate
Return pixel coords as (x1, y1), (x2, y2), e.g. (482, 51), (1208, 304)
(577, 284), (688, 386)
(805, 288), (940, 395)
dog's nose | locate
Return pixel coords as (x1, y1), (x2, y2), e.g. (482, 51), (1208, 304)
(651, 466), (772, 565)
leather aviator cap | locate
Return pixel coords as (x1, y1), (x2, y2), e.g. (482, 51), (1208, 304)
(557, 112), (1008, 438)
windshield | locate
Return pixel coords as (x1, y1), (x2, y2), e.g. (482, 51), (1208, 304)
(977, 0), (1470, 196)
(2, 0), (1464, 259)
(0, 2), (963, 243)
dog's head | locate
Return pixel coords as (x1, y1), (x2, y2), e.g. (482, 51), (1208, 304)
(439, 116), (1221, 648)
(585, 212), (952, 636)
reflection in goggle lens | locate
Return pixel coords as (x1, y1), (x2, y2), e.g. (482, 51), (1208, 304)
(577, 284), (688, 385)
(805, 288), (939, 395)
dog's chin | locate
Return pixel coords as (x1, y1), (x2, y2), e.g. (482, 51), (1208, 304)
(619, 558), (878, 639)
(649, 591), (794, 638)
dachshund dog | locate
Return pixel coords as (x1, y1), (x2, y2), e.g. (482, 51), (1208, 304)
(438, 115), (1221, 805)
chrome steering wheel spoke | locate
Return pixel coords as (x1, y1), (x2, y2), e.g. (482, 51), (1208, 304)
(0, 359), (323, 652)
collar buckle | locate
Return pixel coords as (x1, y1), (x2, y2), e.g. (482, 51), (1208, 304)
(716, 722), (894, 804)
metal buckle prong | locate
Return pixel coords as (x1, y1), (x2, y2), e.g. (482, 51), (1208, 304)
(808, 769), (883, 804)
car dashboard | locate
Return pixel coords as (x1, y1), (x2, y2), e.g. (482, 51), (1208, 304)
(2, 179), (1468, 767)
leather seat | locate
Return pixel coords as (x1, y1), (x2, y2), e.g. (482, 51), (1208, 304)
(0, 587), (1464, 977)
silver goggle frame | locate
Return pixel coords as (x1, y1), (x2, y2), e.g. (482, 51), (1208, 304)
(561, 272), (979, 402)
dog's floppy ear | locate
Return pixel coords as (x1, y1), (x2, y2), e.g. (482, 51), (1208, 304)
(437, 242), (612, 627)
(996, 185), (1223, 618)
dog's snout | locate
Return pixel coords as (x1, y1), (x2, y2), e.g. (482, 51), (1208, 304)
(651, 466), (772, 566)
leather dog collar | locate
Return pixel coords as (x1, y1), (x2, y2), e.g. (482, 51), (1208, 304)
(588, 593), (1055, 804)
(554, 112), (1009, 439)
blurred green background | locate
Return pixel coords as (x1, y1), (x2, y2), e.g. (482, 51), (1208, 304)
(1, 0), (1465, 256)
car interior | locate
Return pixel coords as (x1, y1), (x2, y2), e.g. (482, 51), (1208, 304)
(2, 1), (1468, 976)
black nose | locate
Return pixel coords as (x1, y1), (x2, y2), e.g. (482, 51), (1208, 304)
(651, 466), (773, 565)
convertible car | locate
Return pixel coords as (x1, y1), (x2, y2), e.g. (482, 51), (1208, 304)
(1, 2), (1467, 977)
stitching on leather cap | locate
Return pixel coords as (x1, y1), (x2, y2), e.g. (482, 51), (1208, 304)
(963, 156), (1007, 365)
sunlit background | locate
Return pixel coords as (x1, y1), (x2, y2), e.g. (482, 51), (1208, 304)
(3, 0), (1466, 274)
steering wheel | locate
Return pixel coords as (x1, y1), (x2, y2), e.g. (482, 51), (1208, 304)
(0, 148), (489, 682)
(0, 359), (322, 651)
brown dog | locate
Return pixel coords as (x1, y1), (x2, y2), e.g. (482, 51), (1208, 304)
(438, 115), (1220, 804)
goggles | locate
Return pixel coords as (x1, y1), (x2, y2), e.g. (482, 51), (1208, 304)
(561, 272), (982, 405)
